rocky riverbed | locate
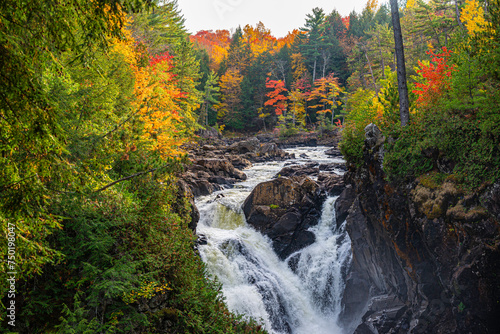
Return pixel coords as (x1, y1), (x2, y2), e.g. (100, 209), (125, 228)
(179, 129), (500, 334)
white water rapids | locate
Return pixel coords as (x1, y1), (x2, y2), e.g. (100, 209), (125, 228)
(196, 147), (352, 334)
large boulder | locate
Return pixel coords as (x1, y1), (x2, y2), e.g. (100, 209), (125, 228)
(275, 163), (319, 178)
(318, 173), (344, 196)
(229, 137), (260, 154)
(325, 147), (343, 157)
(196, 158), (247, 180)
(182, 158), (247, 197)
(275, 163), (345, 196)
(243, 176), (326, 259)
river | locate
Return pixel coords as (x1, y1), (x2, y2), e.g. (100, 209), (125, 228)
(196, 147), (352, 334)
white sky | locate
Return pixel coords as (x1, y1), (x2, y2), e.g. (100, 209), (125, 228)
(176, 0), (370, 37)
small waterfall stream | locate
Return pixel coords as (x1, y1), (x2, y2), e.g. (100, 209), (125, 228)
(196, 147), (352, 334)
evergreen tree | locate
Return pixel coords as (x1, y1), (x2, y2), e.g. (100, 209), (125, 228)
(299, 8), (330, 81)
(200, 71), (220, 126)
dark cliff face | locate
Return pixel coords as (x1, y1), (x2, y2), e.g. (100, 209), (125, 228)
(338, 125), (500, 334)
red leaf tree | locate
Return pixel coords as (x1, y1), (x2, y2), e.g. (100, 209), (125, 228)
(264, 78), (288, 116)
(413, 47), (456, 109)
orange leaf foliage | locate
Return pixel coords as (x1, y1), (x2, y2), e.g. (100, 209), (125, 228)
(264, 78), (288, 116)
(112, 20), (191, 159)
(243, 22), (278, 56)
(413, 47), (455, 110)
(190, 30), (231, 70)
(308, 74), (343, 114)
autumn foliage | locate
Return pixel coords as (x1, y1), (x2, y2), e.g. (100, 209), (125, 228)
(413, 47), (455, 109)
(265, 79), (288, 116)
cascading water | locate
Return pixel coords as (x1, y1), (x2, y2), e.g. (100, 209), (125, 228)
(196, 147), (352, 334)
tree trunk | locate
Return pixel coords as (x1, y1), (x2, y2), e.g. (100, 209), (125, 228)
(455, 0), (464, 29)
(376, 33), (386, 78)
(363, 45), (378, 92)
(390, 0), (410, 126)
(313, 58), (317, 82)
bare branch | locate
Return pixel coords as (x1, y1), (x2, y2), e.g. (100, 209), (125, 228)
(95, 167), (158, 193)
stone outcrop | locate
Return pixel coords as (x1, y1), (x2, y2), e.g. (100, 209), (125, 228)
(325, 147), (343, 157)
(275, 163), (345, 196)
(338, 124), (500, 334)
(276, 129), (340, 148)
(181, 136), (296, 198)
(182, 158), (247, 197)
(242, 176), (326, 259)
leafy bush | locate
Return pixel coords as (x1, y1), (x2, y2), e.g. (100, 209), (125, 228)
(4, 168), (267, 333)
(384, 108), (500, 189)
(339, 88), (381, 166)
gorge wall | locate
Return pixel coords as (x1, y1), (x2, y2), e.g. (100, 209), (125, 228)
(338, 125), (500, 334)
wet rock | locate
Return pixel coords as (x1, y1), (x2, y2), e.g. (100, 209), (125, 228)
(275, 163), (319, 178)
(228, 155), (252, 170)
(254, 142), (291, 162)
(202, 144), (217, 151)
(483, 181), (500, 220)
(325, 147), (342, 157)
(319, 163), (348, 173)
(196, 234), (208, 246)
(334, 185), (356, 225)
(243, 176), (325, 259)
(196, 158), (247, 180)
(181, 157), (246, 197)
(229, 137), (260, 154)
(317, 173), (344, 196)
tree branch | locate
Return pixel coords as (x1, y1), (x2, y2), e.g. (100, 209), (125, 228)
(95, 167), (158, 192)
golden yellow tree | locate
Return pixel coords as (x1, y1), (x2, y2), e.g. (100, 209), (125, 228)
(461, 0), (491, 37)
(216, 68), (244, 128)
(289, 89), (307, 126)
(112, 20), (194, 159)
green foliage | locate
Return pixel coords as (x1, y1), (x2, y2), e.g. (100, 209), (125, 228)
(277, 115), (301, 138)
(315, 113), (336, 135)
(5, 170), (266, 333)
(384, 106), (500, 189)
(0, 1), (267, 332)
(199, 70), (221, 126)
(0, 0), (154, 293)
(339, 88), (379, 166)
(383, 121), (434, 182)
(382, 1), (500, 189)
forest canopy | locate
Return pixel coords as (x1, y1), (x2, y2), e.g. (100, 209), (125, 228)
(1, 0), (499, 332)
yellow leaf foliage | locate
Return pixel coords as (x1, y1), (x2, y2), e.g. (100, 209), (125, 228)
(291, 53), (308, 82)
(366, 0), (379, 13)
(217, 68), (244, 119)
(111, 19), (193, 159)
(406, 0), (416, 10)
(461, 0), (490, 37)
(289, 89), (307, 126)
(243, 22), (277, 56)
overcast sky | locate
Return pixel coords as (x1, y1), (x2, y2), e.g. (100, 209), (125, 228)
(176, 0), (369, 37)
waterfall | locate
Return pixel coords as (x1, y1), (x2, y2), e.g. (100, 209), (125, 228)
(196, 147), (352, 334)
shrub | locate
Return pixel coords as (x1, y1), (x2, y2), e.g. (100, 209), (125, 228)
(340, 88), (381, 166)
(6, 168), (267, 333)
